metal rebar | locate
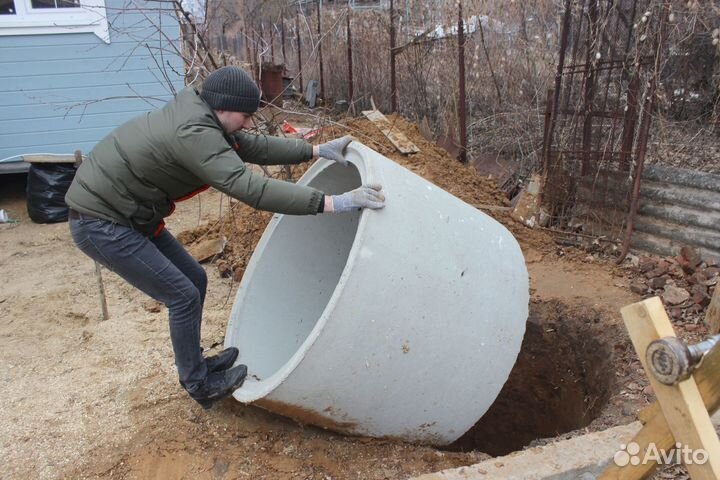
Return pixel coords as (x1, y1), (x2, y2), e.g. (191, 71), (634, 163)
(316, 0), (324, 100)
(347, 7), (353, 108)
(458, 0), (467, 163)
(296, 7), (303, 94)
(389, 0), (397, 113)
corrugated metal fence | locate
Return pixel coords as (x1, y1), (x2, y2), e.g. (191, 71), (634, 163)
(632, 164), (720, 260)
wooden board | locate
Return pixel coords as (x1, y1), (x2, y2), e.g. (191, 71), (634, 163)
(362, 110), (420, 154)
(705, 285), (720, 334)
(599, 297), (720, 479)
(23, 154), (83, 164)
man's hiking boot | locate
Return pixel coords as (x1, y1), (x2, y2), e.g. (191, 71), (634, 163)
(189, 363), (247, 410)
(206, 347), (239, 373)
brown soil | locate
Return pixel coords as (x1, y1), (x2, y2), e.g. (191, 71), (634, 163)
(0, 114), (686, 479)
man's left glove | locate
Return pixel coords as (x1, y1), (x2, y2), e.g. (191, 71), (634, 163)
(318, 135), (353, 165)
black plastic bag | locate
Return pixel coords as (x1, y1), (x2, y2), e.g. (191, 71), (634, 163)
(26, 163), (76, 223)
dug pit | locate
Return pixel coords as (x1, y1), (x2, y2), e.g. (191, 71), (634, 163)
(452, 299), (617, 456)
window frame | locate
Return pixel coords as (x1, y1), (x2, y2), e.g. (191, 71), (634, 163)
(0, 0), (109, 43)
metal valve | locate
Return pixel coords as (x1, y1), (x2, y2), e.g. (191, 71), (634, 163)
(646, 335), (720, 385)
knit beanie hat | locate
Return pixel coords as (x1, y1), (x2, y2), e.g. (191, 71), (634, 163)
(200, 66), (261, 113)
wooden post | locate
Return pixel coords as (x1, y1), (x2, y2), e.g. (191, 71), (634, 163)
(598, 297), (720, 479)
(705, 285), (720, 334)
(74, 149), (109, 322)
(95, 262), (110, 321)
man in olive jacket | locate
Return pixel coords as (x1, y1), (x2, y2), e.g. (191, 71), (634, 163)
(66, 66), (385, 409)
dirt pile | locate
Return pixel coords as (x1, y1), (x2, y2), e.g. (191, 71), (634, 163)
(179, 114), (554, 278)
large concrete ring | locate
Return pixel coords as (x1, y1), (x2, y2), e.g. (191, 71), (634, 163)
(224, 141), (529, 445)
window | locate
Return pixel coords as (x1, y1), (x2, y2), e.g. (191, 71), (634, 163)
(30, 0), (80, 8)
(1, 0), (15, 15)
(0, 0), (109, 43)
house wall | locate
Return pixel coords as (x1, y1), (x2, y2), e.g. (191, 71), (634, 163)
(0, 0), (185, 164)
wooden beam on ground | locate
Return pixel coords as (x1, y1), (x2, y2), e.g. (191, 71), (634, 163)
(599, 297), (720, 479)
(705, 285), (720, 335)
(362, 109), (420, 154)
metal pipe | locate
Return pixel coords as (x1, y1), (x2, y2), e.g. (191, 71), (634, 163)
(281, 15), (287, 66)
(539, 0), (572, 202)
(618, 2), (670, 264)
(347, 6), (353, 108)
(316, 0), (324, 100)
(296, 7), (303, 94)
(458, 0), (467, 164)
(389, 0), (397, 113)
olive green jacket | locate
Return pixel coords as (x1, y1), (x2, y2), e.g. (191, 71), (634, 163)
(65, 86), (322, 236)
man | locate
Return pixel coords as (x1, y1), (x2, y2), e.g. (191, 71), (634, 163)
(65, 66), (385, 409)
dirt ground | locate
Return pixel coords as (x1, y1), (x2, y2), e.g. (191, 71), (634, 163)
(0, 116), (703, 480)
(0, 183), (646, 480)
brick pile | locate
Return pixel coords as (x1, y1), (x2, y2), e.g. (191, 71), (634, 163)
(630, 246), (718, 321)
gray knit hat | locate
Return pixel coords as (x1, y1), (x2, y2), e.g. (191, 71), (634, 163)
(200, 66), (261, 113)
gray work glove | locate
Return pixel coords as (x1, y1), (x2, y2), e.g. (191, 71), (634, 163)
(329, 184), (385, 213)
(318, 135), (353, 165)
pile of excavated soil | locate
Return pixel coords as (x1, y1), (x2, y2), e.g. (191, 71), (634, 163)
(179, 114), (554, 279)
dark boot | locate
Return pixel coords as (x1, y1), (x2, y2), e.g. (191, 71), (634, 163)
(206, 347), (239, 373)
(189, 363), (248, 410)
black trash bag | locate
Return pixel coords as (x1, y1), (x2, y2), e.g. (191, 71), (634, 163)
(26, 163), (76, 224)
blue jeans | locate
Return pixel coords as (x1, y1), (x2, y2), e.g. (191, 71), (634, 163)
(69, 214), (208, 392)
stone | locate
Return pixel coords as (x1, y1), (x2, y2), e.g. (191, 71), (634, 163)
(649, 276), (667, 290)
(630, 280), (647, 294)
(645, 260), (670, 278)
(216, 260), (232, 278)
(688, 272), (707, 285)
(680, 245), (702, 267)
(691, 284), (710, 306)
(639, 259), (656, 273)
(675, 245), (702, 275)
(187, 236), (226, 263)
(142, 299), (162, 313)
(691, 283), (708, 296)
(706, 267), (719, 278)
(707, 257), (719, 267)
(688, 304), (705, 314)
(663, 285), (690, 305)
(670, 266), (685, 278)
(622, 404), (636, 417)
(232, 266), (245, 282)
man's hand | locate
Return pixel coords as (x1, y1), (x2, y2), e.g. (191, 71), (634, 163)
(326, 184), (385, 213)
(318, 136), (353, 166)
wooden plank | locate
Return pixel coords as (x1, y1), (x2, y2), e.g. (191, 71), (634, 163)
(601, 344), (720, 479)
(599, 297), (720, 479)
(23, 154), (78, 164)
(705, 285), (720, 335)
(362, 109), (420, 154)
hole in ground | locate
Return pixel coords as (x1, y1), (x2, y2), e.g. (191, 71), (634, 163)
(451, 299), (616, 456)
